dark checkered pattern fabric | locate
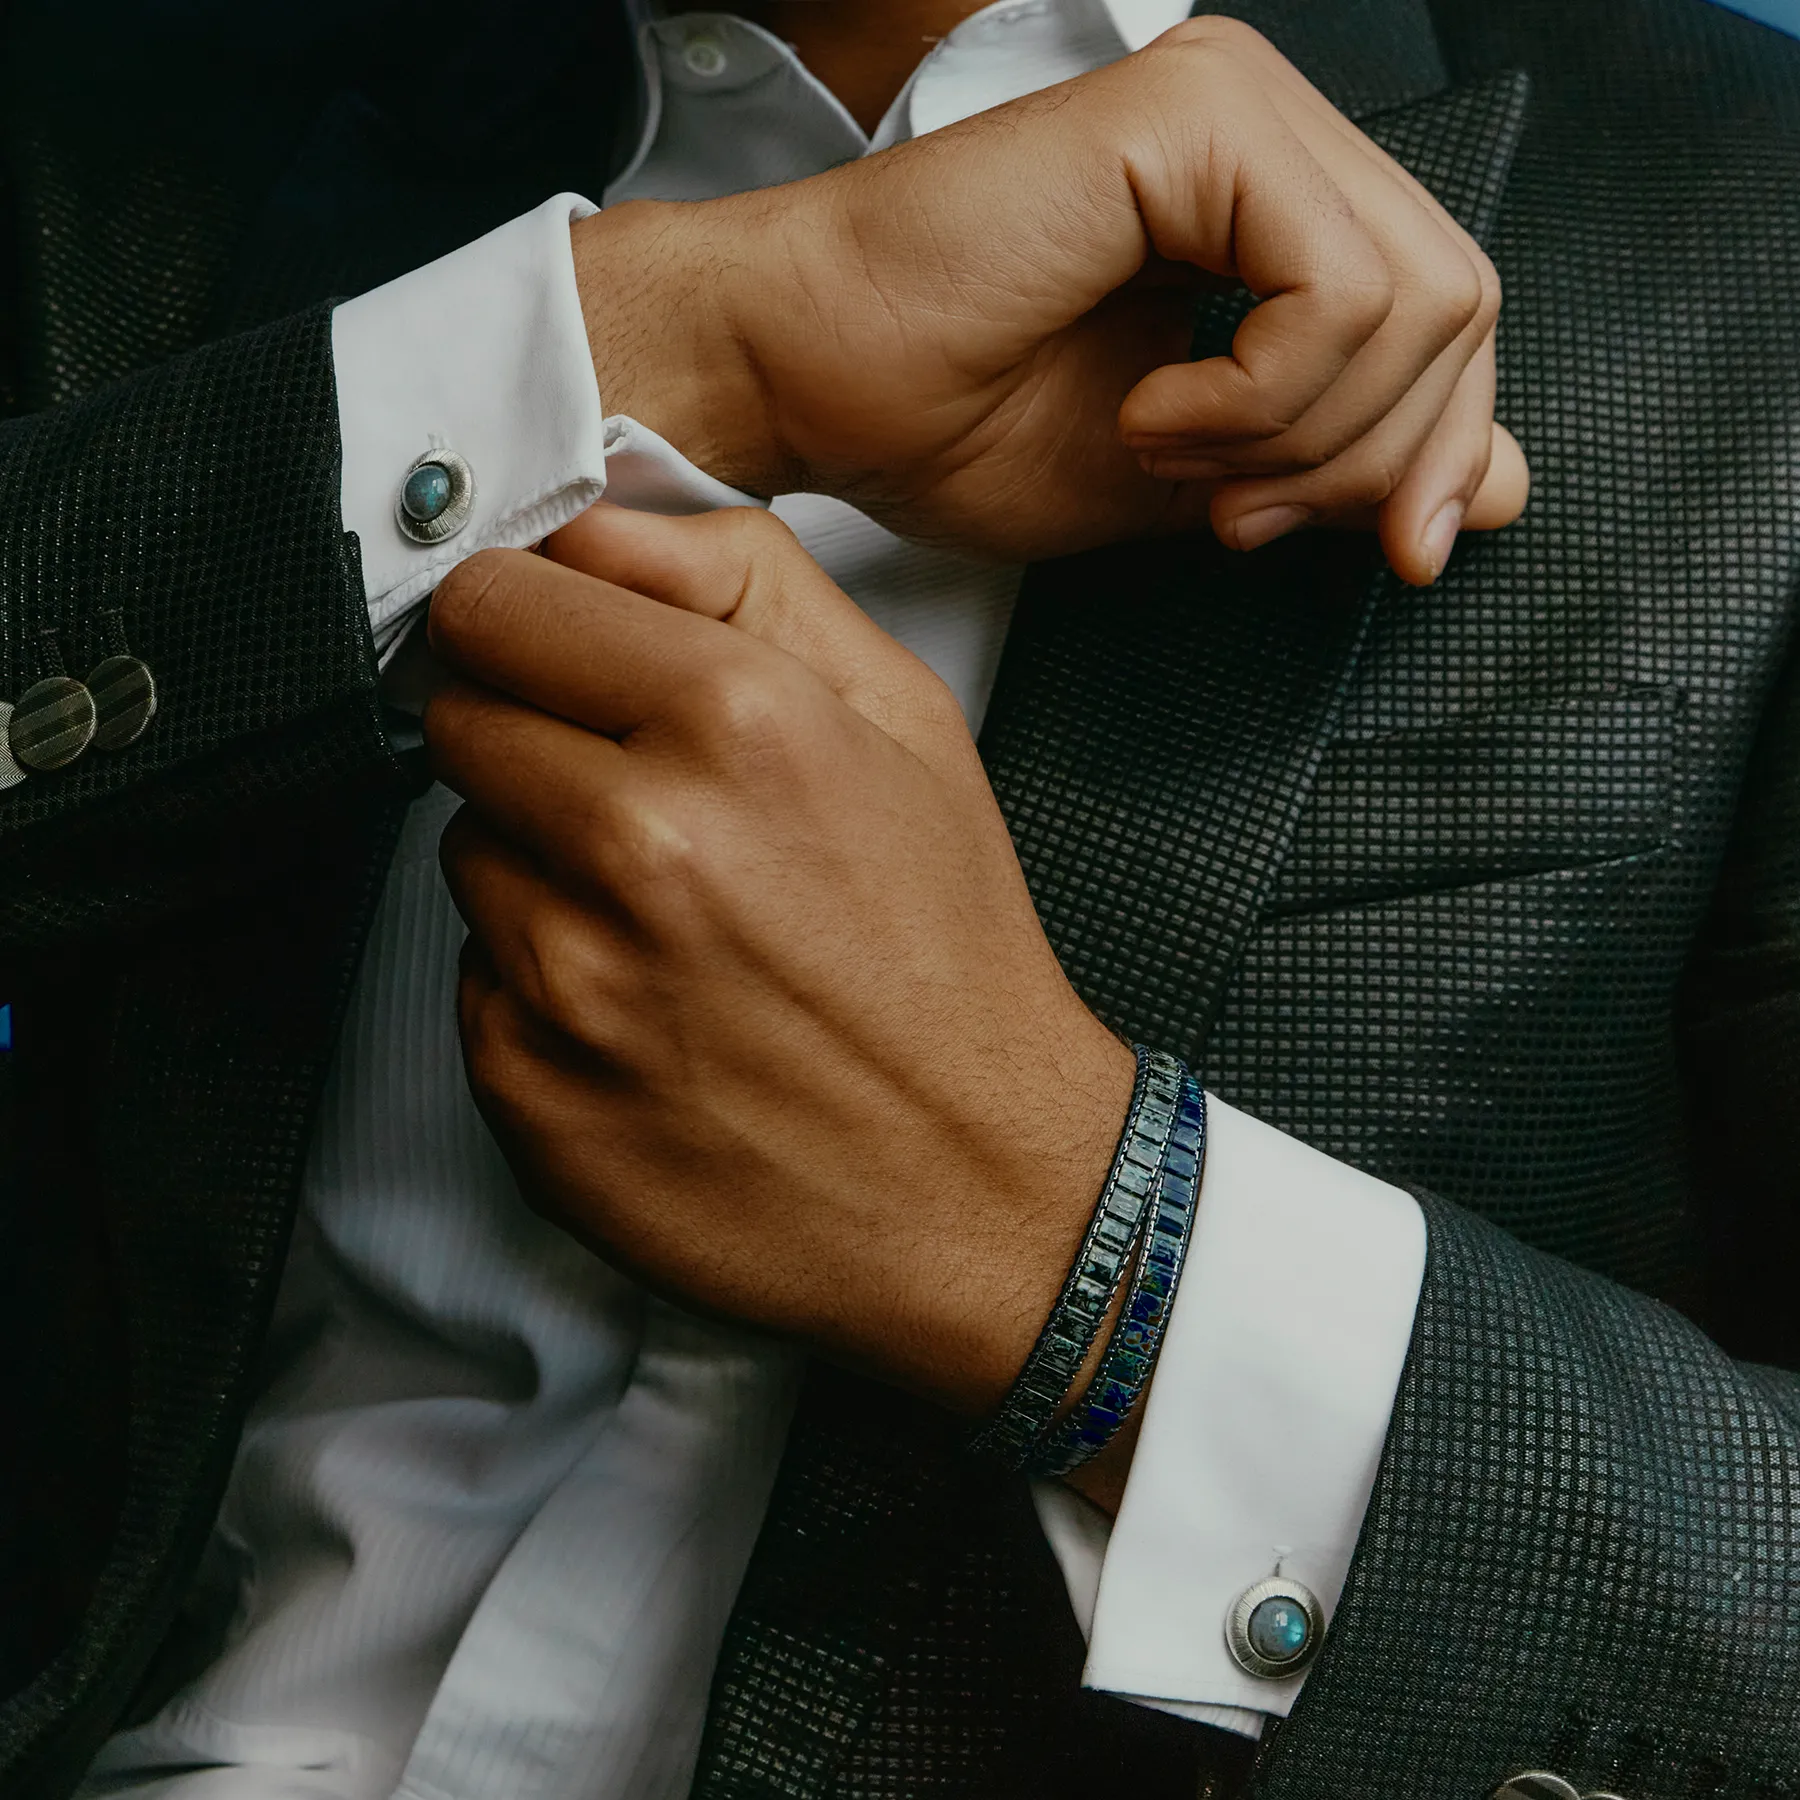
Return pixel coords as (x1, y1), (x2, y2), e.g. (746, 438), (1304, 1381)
(0, 309), (404, 950)
(1, 0), (1799, 1798)
(1262, 1197), (1800, 1800)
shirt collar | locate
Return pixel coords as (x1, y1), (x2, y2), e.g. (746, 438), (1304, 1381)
(607, 0), (1195, 202)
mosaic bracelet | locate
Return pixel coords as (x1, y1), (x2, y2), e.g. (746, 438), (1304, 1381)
(1023, 1072), (1207, 1478)
(966, 1046), (1185, 1471)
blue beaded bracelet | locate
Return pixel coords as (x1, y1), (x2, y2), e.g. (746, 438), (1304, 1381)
(967, 1046), (1185, 1472)
(1024, 1072), (1207, 1478)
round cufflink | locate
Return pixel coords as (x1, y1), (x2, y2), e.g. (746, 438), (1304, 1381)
(682, 32), (729, 76)
(10, 675), (97, 771)
(87, 654), (157, 750)
(396, 447), (475, 545)
(1224, 1573), (1322, 1680)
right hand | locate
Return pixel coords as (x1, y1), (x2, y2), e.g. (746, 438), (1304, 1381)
(576, 15), (1528, 585)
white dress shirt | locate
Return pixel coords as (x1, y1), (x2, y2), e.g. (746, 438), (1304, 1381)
(83, 6), (1425, 1798)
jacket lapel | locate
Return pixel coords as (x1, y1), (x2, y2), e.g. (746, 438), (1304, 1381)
(692, 42), (1532, 1800)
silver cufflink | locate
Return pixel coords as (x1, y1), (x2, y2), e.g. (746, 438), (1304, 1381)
(396, 447), (475, 545)
(1224, 1564), (1322, 1680)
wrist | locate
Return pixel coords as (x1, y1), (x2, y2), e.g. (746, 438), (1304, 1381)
(571, 200), (795, 497)
(911, 1019), (1140, 1419)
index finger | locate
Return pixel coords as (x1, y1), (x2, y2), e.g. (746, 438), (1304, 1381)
(428, 546), (741, 739)
(543, 505), (982, 788)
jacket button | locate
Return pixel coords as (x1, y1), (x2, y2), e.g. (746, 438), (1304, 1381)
(87, 655), (158, 750)
(10, 675), (96, 770)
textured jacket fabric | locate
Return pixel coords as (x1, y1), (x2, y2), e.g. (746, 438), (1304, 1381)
(0, 2), (1797, 1799)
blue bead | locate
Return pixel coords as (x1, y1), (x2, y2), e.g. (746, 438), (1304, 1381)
(402, 462), (453, 522)
(1247, 1596), (1311, 1663)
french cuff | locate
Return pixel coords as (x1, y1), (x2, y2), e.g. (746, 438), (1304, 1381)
(1032, 1097), (1425, 1733)
(333, 193), (764, 664)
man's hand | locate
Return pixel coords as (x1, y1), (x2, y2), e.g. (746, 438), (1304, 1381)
(426, 505), (1134, 1419)
(579, 16), (1528, 584)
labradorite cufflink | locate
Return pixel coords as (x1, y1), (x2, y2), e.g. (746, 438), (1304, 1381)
(1225, 1573), (1323, 1679)
(395, 447), (475, 545)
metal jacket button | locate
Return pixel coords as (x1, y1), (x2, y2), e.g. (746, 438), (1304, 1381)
(87, 654), (157, 750)
(10, 675), (96, 770)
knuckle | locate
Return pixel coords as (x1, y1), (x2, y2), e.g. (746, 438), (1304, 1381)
(690, 655), (791, 750)
(1341, 266), (1398, 339)
(917, 667), (969, 735)
(1428, 253), (1487, 333)
(690, 509), (806, 624)
(1305, 442), (1407, 514)
(1474, 255), (1503, 329)
(430, 548), (522, 648)
(1220, 361), (1309, 445)
(458, 978), (516, 1099)
(1234, 408), (1301, 449)
(698, 504), (800, 569)
(1168, 15), (1269, 56)
(1353, 448), (1406, 506)
(1232, 382), (1316, 446)
(519, 915), (608, 1045)
(607, 790), (698, 898)
(1259, 426), (1336, 473)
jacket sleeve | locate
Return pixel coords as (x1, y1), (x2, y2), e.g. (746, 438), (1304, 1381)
(1247, 601), (1800, 1800)
(0, 302), (414, 962)
(1255, 1192), (1800, 1800)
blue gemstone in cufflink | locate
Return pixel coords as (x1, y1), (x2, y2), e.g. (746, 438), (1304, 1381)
(402, 462), (452, 524)
(395, 447), (475, 545)
(1225, 1572), (1322, 1679)
(1247, 1595), (1311, 1662)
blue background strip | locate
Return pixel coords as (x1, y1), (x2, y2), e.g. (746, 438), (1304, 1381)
(1707, 0), (1800, 37)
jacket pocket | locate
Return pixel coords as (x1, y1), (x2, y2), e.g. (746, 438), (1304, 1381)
(1267, 684), (1679, 916)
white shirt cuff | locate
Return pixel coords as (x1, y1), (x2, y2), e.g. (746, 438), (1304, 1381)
(1034, 1097), (1425, 1735)
(331, 192), (762, 658)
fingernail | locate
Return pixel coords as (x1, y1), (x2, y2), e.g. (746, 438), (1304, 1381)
(1228, 504), (1310, 552)
(1420, 500), (1465, 580)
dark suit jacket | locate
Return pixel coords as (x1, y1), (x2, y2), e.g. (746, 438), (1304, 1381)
(2, 1), (1798, 1797)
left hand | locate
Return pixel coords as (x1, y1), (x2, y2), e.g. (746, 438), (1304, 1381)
(425, 505), (1134, 1417)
